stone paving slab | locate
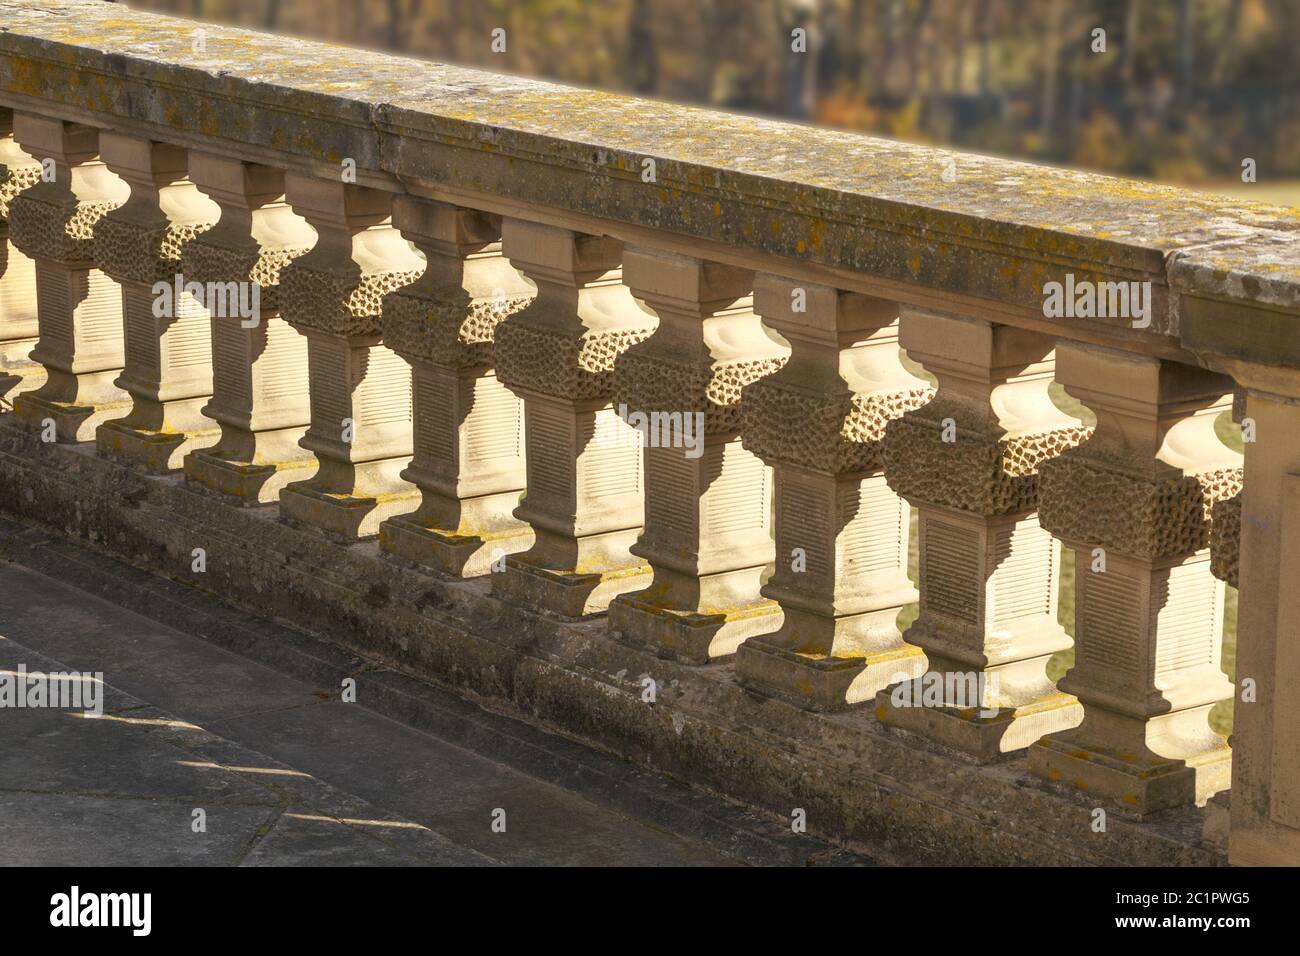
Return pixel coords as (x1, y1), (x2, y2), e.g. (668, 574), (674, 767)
(0, 518), (867, 866)
(0, 513), (870, 866)
(0, 634), (493, 866)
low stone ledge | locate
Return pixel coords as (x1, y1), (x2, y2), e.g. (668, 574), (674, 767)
(0, 415), (1222, 866)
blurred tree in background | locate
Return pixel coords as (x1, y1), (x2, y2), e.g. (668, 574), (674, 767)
(129, 0), (1300, 187)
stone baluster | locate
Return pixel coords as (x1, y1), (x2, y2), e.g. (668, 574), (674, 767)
(92, 134), (221, 471)
(736, 281), (932, 708)
(877, 311), (1090, 758)
(7, 115), (130, 441)
(378, 197), (536, 576)
(0, 108), (43, 403)
(1031, 344), (1241, 814)
(181, 154), (316, 504)
(492, 220), (656, 617)
(606, 249), (787, 662)
(277, 175), (423, 540)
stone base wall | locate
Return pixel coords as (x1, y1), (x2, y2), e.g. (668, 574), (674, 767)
(0, 417), (1222, 866)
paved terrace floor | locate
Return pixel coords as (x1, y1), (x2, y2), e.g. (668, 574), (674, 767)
(0, 515), (869, 866)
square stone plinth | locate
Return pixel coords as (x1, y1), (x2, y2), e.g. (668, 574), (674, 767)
(493, 554), (652, 619)
(1029, 732), (1231, 817)
(875, 683), (1083, 762)
(737, 636), (926, 712)
(608, 591), (781, 664)
(379, 513), (534, 578)
(13, 392), (131, 443)
(0, 360), (44, 405)
(184, 450), (316, 506)
(279, 483), (421, 542)
(96, 419), (219, 474)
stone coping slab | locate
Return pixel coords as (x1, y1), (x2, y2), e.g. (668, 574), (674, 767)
(0, 0), (1296, 346)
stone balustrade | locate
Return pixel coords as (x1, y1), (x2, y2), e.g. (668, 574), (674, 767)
(2, 0), (1299, 865)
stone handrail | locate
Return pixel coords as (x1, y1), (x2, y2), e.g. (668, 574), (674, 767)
(3, 1), (1297, 345)
(2, 0), (1299, 866)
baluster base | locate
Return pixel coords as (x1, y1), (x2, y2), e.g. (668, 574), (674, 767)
(739, 637), (925, 712)
(876, 684), (1082, 761)
(0, 365), (44, 406)
(609, 591), (780, 664)
(0, 338), (44, 404)
(280, 477), (420, 542)
(13, 387), (130, 443)
(737, 583), (924, 709)
(184, 442), (316, 506)
(1029, 725), (1230, 818)
(380, 509), (534, 578)
(95, 401), (219, 473)
(494, 550), (651, 619)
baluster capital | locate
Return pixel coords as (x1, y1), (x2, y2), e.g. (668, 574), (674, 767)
(1038, 344), (1242, 562)
(743, 280), (930, 473)
(93, 134), (219, 286)
(6, 116), (127, 266)
(613, 246), (786, 434)
(380, 197), (533, 369)
(279, 175), (421, 338)
(494, 219), (653, 402)
(882, 309), (1089, 516)
(181, 154), (315, 314)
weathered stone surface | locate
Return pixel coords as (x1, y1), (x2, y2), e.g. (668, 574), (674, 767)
(1170, 233), (1300, 312)
(884, 400), (1091, 517)
(1039, 453), (1243, 561)
(1210, 492), (1241, 588)
(381, 289), (530, 368)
